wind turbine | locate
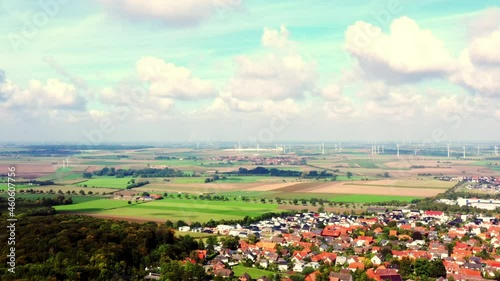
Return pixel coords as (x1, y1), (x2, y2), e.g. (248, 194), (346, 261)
(447, 144), (450, 158)
(396, 144), (400, 157)
(463, 146), (466, 159)
(495, 145), (498, 156)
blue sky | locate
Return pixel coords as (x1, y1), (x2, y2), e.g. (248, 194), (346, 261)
(0, 0), (499, 144)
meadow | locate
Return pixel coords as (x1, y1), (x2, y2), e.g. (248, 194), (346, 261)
(76, 177), (134, 188)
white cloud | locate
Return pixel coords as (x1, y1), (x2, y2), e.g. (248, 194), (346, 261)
(227, 54), (316, 100)
(345, 17), (455, 83)
(262, 24), (291, 48)
(0, 78), (84, 111)
(356, 82), (423, 118)
(467, 7), (500, 39)
(98, 0), (242, 26)
(137, 56), (215, 100)
(451, 48), (500, 97)
(468, 28), (500, 65)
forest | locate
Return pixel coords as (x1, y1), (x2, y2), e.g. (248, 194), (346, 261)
(0, 197), (205, 281)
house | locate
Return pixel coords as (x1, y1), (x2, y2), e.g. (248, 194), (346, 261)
(368, 268), (403, 281)
(335, 256), (347, 266)
(371, 254), (383, 266)
(322, 225), (341, 237)
(293, 261), (304, 272)
(143, 272), (161, 280)
(178, 226), (190, 232)
(239, 272), (252, 281)
(278, 259), (288, 271)
(329, 271), (353, 281)
(214, 268), (234, 278)
(305, 271), (321, 281)
(347, 262), (364, 272)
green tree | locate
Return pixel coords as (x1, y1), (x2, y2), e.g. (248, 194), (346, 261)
(347, 171), (353, 179)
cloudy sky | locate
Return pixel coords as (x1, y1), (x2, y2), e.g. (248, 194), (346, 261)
(1, 0), (499, 144)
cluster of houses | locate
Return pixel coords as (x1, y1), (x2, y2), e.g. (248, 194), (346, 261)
(209, 155), (305, 166)
(112, 190), (163, 201)
(438, 197), (500, 210)
(171, 209), (500, 281)
(439, 175), (499, 189)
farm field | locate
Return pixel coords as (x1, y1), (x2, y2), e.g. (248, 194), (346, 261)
(54, 198), (132, 212)
(329, 194), (421, 203)
(342, 179), (455, 189)
(55, 198), (280, 223)
(0, 194), (101, 204)
(0, 183), (36, 190)
(76, 177), (134, 188)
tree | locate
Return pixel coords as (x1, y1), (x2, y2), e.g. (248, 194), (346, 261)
(412, 231), (423, 240)
(414, 258), (431, 278)
(384, 172), (390, 178)
(175, 220), (188, 228)
(206, 236), (217, 254)
(347, 171), (353, 179)
(428, 259), (446, 278)
(220, 236), (239, 250)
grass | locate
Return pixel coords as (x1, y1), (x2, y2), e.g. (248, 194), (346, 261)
(231, 265), (274, 278)
(76, 177), (134, 188)
(329, 194), (422, 203)
(175, 232), (217, 239)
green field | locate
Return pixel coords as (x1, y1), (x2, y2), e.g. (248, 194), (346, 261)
(77, 177), (134, 188)
(82, 161), (135, 165)
(231, 265), (274, 278)
(55, 198), (132, 212)
(0, 194), (103, 204)
(55, 198), (280, 222)
(216, 176), (273, 183)
(172, 176), (276, 184)
(0, 183), (36, 190)
(330, 194), (422, 203)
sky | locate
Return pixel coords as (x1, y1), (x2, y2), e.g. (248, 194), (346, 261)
(0, 0), (499, 145)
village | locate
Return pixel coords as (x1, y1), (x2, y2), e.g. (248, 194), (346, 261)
(170, 209), (500, 281)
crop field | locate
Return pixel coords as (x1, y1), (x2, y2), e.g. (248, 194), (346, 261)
(0, 183), (36, 190)
(55, 198), (132, 212)
(76, 177), (134, 188)
(343, 179), (455, 189)
(81, 161), (136, 166)
(55, 198), (279, 223)
(0, 194), (101, 204)
(329, 194), (421, 203)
